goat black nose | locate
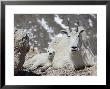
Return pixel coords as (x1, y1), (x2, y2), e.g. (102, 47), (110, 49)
(49, 53), (52, 55)
(71, 46), (77, 49)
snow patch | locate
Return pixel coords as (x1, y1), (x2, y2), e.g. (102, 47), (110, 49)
(34, 40), (38, 44)
(90, 14), (96, 18)
(30, 43), (34, 47)
(29, 28), (32, 31)
(28, 21), (32, 23)
(44, 48), (47, 51)
(49, 34), (55, 40)
(48, 42), (50, 45)
(23, 29), (27, 33)
(88, 19), (93, 27)
(38, 43), (40, 46)
(17, 24), (19, 26)
(29, 42), (31, 46)
(74, 23), (78, 26)
(54, 15), (69, 30)
(30, 46), (34, 49)
(33, 29), (37, 31)
(37, 18), (54, 33)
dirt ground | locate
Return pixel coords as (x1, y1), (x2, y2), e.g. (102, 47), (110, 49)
(32, 65), (97, 76)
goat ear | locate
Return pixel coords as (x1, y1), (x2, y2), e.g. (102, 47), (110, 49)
(60, 30), (68, 34)
(60, 30), (69, 37)
(80, 29), (85, 34)
(78, 26), (85, 34)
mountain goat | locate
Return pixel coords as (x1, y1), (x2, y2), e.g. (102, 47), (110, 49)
(67, 26), (85, 69)
(49, 34), (74, 69)
(63, 26), (96, 68)
(49, 26), (96, 69)
(23, 48), (55, 71)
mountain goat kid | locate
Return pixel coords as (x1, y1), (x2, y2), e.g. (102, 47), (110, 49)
(23, 48), (55, 71)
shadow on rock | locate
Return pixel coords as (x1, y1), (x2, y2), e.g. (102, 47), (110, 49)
(15, 70), (41, 76)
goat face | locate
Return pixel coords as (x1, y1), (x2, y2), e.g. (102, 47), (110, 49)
(69, 26), (85, 51)
(69, 32), (80, 51)
(61, 26), (85, 52)
(47, 48), (55, 61)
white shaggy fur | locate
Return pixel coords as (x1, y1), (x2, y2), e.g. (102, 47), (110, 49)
(70, 50), (85, 69)
(80, 32), (96, 66)
(49, 34), (74, 69)
(23, 48), (55, 70)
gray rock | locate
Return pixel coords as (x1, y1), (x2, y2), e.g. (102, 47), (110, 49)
(14, 29), (30, 75)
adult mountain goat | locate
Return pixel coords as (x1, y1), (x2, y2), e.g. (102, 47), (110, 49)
(23, 48), (55, 71)
(49, 33), (74, 69)
(49, 26), (96, 69)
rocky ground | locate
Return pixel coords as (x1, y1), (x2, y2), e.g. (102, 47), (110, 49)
(31, 65), (97, 76)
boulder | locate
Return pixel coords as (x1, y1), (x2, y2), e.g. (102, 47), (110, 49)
(14, 28), (30, 75)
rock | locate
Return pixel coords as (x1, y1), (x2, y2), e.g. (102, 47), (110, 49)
(14, 29), (30, 75)
(15, 70), (40, 76)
